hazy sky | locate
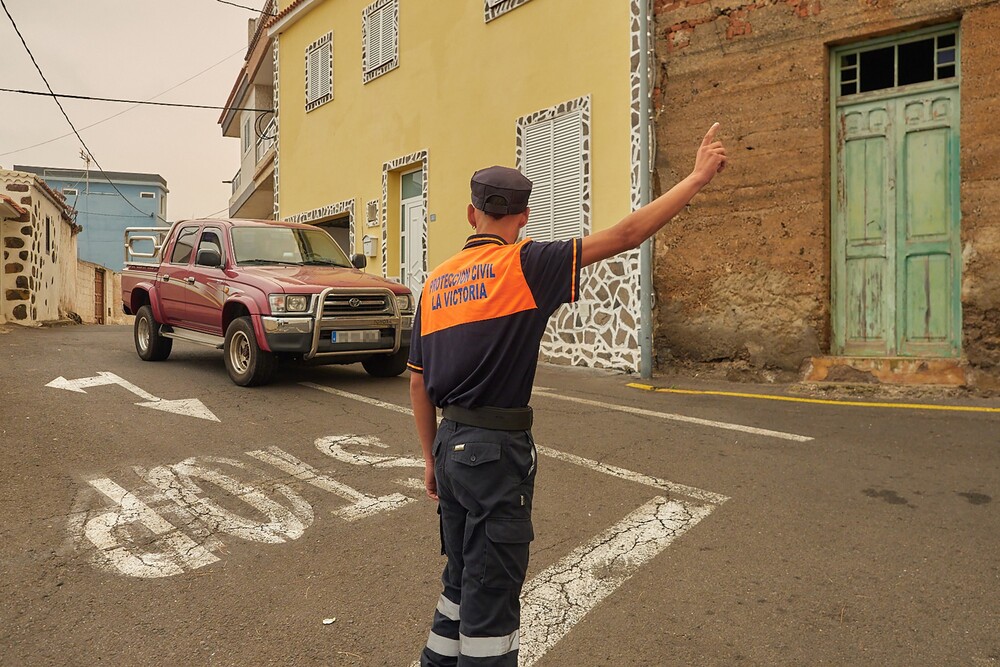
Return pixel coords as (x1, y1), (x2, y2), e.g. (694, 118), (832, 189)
(0, 0), (261, 220)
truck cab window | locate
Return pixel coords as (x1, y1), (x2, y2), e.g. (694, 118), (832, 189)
(197, 230), (224, 264)
(170, 226), (199, 264)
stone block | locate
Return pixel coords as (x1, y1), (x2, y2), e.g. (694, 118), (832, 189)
(4, 237), (25, 248)
(5, 289), (29, 301)
(4, 262), (23, 274)
(12, 304), (26, 319)
(5, 183), (28, 193)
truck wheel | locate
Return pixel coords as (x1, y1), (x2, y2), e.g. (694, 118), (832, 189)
(224, 316), (277, 387)
(362, 347), (409, 378)
(134, 305), (172, 361)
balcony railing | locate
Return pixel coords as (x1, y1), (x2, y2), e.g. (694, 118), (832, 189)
(256, 118), (276, 164)
(231, 169), (241, 196)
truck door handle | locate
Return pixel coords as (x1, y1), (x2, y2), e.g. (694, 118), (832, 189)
(184, 277), (196, 284)
(161, 275), (171, 282)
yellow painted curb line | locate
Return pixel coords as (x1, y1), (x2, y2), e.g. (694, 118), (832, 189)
(626, 383), (1000, 414)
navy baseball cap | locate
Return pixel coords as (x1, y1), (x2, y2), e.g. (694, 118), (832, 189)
(470, 166), (532, 216)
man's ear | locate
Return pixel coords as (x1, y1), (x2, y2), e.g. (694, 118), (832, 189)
(467, 204), (477, 228)
(517, 208), (530, 230)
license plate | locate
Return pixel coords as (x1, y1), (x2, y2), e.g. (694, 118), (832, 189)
(331, 329), (379, 344)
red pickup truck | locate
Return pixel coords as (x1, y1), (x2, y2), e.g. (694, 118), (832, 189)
(121, 218), (414, 386)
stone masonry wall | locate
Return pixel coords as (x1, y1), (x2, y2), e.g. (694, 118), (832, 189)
(652, 0), (1000, 375)
(1, 174), (79, 325)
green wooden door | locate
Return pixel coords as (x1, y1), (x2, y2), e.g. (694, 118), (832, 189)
(832, 28), (961, 358)
(896, 90), (961, 356)
(835, 99), (895, 355)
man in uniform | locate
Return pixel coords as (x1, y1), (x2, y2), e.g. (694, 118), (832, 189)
(409, 123), (727, 666)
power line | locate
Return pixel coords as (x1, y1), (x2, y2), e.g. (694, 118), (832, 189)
(0, 87), (273, 112)
(0, 0), (165, 223)
(202, 206), (231, 218)
(216, 0), (275, 15)
(0, 46), (248, 158)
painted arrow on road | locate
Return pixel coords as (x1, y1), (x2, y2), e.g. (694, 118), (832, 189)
(46, 372), (220, 422)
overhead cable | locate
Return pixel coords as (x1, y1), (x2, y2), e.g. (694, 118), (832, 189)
(0, 0), (166, 223)
(216, 0), (275, 15)
(0, 87), (273, 113)
(0, 45), (248, 157)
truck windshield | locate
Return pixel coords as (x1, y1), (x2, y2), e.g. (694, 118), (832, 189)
(231, 227), (354, 268)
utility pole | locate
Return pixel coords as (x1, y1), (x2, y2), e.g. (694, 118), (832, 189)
(80, 148), (91, 198)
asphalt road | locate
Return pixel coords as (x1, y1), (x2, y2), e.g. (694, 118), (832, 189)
(1, 324), (997, 666)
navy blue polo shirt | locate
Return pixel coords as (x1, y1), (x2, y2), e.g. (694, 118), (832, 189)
(407, 233), (583, 409)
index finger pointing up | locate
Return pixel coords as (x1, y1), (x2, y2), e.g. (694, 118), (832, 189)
(702, 122), (721, 146)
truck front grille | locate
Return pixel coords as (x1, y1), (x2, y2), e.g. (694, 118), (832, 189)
(323, 293), (391, 317)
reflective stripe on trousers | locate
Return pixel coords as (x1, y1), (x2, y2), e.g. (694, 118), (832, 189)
(420, 419), (537, 667)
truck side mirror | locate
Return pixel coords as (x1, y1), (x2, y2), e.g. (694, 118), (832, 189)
(351, 254), (367, 270)
(196, 248), (223, 268)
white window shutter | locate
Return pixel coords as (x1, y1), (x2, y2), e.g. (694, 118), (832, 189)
(306, 47), (318, 103)
(551, 111), (583, 241)
(522, 110), (583, 241)
(319, 41), (332, 99)
(523, 120), (553, 240)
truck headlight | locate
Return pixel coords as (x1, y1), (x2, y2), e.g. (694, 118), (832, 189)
(395, 294), (413, 313)
(269, 294), (311, 313)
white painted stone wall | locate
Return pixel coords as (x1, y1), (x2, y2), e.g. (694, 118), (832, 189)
(1, 170), (78, 325)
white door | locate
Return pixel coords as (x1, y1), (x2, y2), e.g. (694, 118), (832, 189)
(401, 195), (424, 296)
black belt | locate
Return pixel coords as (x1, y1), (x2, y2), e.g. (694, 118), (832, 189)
(441, 405), (533, 431)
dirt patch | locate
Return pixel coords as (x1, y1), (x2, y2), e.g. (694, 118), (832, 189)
(654, 358), (999, 400)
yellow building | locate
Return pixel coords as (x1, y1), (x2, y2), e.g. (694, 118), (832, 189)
(268, 0), (651, 371)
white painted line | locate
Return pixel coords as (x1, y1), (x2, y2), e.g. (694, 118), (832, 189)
(299, 384), (726, 504)
(48, 371), (159, 401)
(532, 388), (813, 442)
(407, 496), (716, 667)
(144, 457), (313, 543)
(86, 478), (220, 578)
(247, 446), (415, 521)
(301, 382), (413, 415)
(136, 398), (220, 422)
(47, 372), (220, 421)
(519, 496), (714, 666)
(536, 445), (728, 505)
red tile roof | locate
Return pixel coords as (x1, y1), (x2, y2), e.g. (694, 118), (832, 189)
(0, 193), (28, 217)
(267, 0), (309, 27)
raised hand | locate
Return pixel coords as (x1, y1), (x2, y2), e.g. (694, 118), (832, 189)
(691, 122), (727, 187)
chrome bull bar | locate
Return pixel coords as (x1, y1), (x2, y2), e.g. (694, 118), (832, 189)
(304, 286), (405, 360)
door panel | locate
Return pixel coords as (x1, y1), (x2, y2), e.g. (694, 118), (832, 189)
(903, 254), (950, 344)
(836, 100), (894, 355)
(401, 198), (424, 297)
(896, 89), (960, 356)
(159, 225), (200, 326)
(845, 258), (886, 344)
(187, 228), (227, 334)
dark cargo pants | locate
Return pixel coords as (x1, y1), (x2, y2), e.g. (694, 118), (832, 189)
(420, 419), (537, 667)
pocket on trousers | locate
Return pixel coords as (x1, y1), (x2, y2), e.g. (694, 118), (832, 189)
(451, 442), (501, 467)
(482, 518), (534, 589)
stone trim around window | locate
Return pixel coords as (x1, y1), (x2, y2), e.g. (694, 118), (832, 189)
(484, 0), (534, 23)
(515, 94), (592, 237)
(305, 32), (333, 112)
(362, 0), (399, 84)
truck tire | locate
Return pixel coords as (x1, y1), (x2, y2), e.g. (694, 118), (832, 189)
(134, 305), (172, 361)
(362, 346), (409, 378)
(224, 316), (277, 387)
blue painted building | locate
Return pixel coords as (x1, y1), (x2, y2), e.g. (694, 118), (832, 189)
(14, 165), (168, 271)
